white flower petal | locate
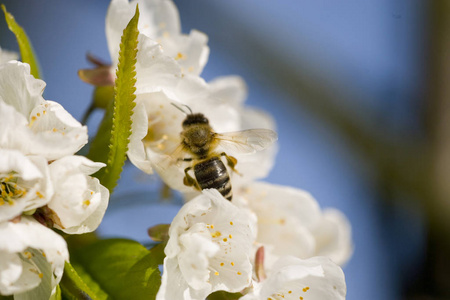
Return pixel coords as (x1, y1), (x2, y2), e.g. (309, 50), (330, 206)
(0, 250), (24, 295)
(161, 29), (209, 76)
(135, 34), (182, 94)
(239, 182), (321, 259)
(106, 0), (180, 66)
(28, 101), (88, 160)
(0, 61), (45, 118)
(158, 189), (253, 299)
(0, 47), (18, 64)
(47, 156), (108, 233)
(313, 208), (354, 266)
(0, 150), (52, 222)
(242, 256), (346, 300)
(0, 217), (68, 296)
(208, 76), (248, 108)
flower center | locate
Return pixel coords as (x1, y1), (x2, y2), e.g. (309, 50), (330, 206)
(0, 173), (26, 206)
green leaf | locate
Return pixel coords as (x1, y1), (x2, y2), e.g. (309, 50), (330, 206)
(60, 261), (103, 300)
(71, 238), (162, 300)
(207, 291), (243, 300)
(86, 5), (140, 193)
(1, 4), (41, 78)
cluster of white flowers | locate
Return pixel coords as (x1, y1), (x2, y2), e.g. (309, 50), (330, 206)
(0, 48), (109, 297)
(102, 1), (353, 299)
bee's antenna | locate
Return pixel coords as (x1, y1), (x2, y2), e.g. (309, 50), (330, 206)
(171, 102), (192, 115)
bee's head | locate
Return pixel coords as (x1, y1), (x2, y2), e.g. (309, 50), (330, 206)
(182, 113), (209, 128)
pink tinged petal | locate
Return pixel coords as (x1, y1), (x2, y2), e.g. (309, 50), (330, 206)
(254, 246), (266, 282)
(78, 66), (115, 86)
(0, 61), (45, 118)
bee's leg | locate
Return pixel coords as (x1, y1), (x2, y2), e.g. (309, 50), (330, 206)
(177, 157), (193, 163)
(220, 152), (242, 176)
(183, 167), (201, 190)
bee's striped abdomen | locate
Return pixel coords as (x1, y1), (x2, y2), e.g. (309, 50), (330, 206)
(194, 156), (232, 200)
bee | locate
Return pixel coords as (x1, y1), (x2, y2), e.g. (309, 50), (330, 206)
(170, 103), (277, 200)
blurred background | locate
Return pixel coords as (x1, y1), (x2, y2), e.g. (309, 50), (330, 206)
(1, 0), (448, 299)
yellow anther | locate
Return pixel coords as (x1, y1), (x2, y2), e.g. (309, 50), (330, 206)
(230, 221), (233, 225)
(237, 271), (242, 275)
(214, 271), (219, 276)
(223, 238), (228, 242)
(83, 200), (91, 206)
(38, 273), (43, 279)
(220, 263), (224, 266)
(211, 231), (221, 238)
(229, 234), (232, 239)
(231, 262), (234, 266)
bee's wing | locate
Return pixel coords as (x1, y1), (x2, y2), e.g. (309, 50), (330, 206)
(156, 144), (187, 171)
(215, 129), (278, 154)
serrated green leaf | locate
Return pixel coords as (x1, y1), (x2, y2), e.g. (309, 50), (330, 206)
(60, 261), (102, 300)
(1, 4), (40, 78)
(87, 5), (139, 193)
(71, 238), (162, 300)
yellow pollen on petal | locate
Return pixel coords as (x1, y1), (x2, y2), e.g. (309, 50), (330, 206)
(231, 262), (234, 266)
(214, 271), (219, 276)
(37, 113), (40, 117)
(24, 251), (32, 259)
(300, 297), (303, 300)
(52, 128), (58, 132)
(83, 200), (91, 206)
(43, 110), (46, 114)
(36, 191), (44, 199)
(220, 263), (224, 266)
(302, 287), (310, 292)
(210, 224), (214, 229)
(211, 231), (221, 238)
(229, 234), (232, 239)
(31, 116), (37, 121)
(237, 271), (242, 275)
(223, 238), (228, 242)
(38, 273), (44, 279)
(288, 291), (292, 294)
(175, 52), (186, 60)
(230, 221), (233, 225)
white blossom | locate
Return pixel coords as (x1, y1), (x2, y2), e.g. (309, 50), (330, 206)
(156, 189), (254, 300)
(106, 0), (209, 76)
(0, 47), (18, 64)
(240, 256), (346, 300)
(0, 61), (88, 160)
(47, 156), (109, 234)
(0, 149), (52, 223)
(0, 217), (68, 297)
(236, 182), (353, 268)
